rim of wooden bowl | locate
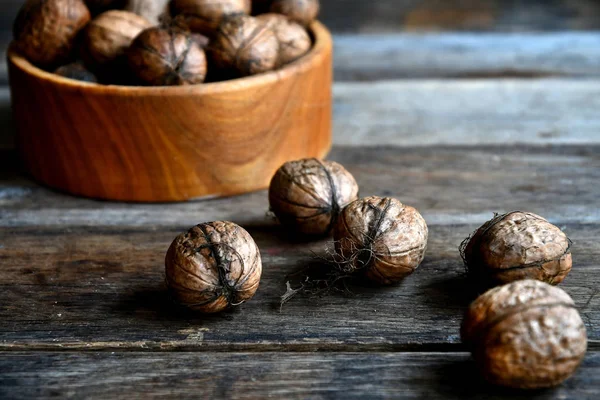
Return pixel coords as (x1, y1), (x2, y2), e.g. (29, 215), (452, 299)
(7, 21), (331, 96)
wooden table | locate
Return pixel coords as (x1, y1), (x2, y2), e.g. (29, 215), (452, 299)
(1, 33), (600, 399)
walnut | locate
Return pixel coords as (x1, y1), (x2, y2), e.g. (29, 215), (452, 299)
(127, 27), (207, 86)
(461, 280), (587, 388)
(81, 10), (152, 74)
(257, 13), (311, 67)
(170, 0), (251, 36)
(269, 158), (359, 236)
(13, 0), (91, 68)
(208, 15), (278, 76)
(460, 211), (572, 288)
(333, 196), (428, 285)
(165, 221), (262, 313)
(270, 0), (319, 26)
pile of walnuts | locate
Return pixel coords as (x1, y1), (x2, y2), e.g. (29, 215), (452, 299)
(12, 0), (319, 86)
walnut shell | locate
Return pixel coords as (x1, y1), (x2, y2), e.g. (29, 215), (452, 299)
(125, 0), (171, 25)
(13, 0), (91, 68)
(127, 27), (207, 86)
(270, 0), (319, 26)
(209, 15), (278, 76)
(54, 62), (98, 82)
(165, 221), (262, 313)
(461, 212), (572, 287)
(333, 196), (428, 285)
(269, 158), (359, 236)
(257, 13), (311, 67)
(81, 10), (152, 73)
(170, 0), (251, 36)
(461, 280), (587, 389)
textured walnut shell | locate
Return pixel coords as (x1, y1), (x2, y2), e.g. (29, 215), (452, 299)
(461, 212), (572, 287)
(54, 62), (98, 82)
(125, 0), (171, 25)
(461, 280), (587, 389)
(127, 27), (207, 85)
(13, 0), (91, 68)
(81, 10), (152, 72)
(170, 0), (251, 36)
(270, 0), (319, 26)
(165, 221), (262, 313)
(257, 13), (311, 67)
(269, 158), (359, 236)
(333, 196), (428, 285)
(209, 15), (278, 76)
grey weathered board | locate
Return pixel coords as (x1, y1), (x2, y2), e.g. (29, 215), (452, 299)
(1, 352), (599, 399)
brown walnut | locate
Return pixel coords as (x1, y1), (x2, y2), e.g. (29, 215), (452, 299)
(209, 15), (279, 76)
(257, 13), (311, 67)
(127, 27), (207, 86)
(461, 280), (587, 389)
(270, 0), (319, 26)
(165, 221), (262, 313)
(54, 62), (98, 82)
(170, 0), (251, 36)
(333, 196), (428, 285)
(13, 0), (91, 68)
(460, 211), (572, 288)
(81, 10), (152, 73)
(269, 158), (359, 236)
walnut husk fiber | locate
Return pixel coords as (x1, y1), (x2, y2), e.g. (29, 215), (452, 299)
(333, 196), (428, 285)
(460, 211), (572, 288)
(269, 158), (359, 236)
(165, 221), (262, 313)
(461, 280), (587, 389)
(13, 0), (91, 68)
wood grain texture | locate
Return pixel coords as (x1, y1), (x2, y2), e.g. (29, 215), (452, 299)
(1, 352), (599, 399)
(4, 77), (600, 153)
(7, 22), (332, 202)
(1, 146), (599, 351)
(2, 145), (600, 228)
(334, 33), (600, 80)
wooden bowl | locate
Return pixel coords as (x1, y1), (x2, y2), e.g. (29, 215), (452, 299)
(8, 22), (332, 202)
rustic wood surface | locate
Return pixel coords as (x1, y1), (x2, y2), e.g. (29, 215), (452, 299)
(2, 23), (600, 399)
(1, 352), (599, 400)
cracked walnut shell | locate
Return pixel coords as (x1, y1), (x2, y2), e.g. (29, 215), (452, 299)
(461, 279), (587, 389)
(165, 221), (262, 313)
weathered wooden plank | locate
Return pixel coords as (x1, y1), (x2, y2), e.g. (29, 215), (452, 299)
(1, 351), (599, 399)
(334, 33), (600, 80)
(0, 220), (598, 351)
(1, 145), (600, 227)
(3, 78), (600, 151)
